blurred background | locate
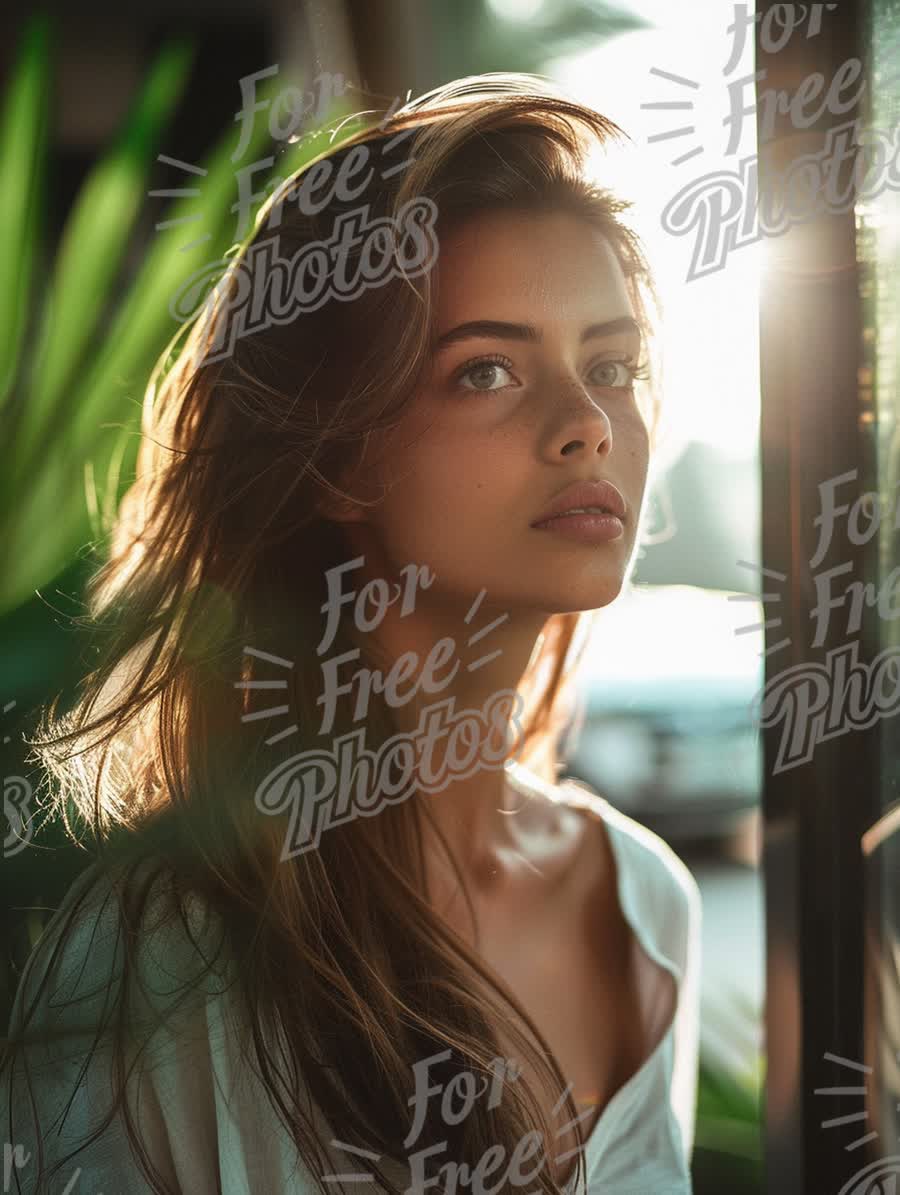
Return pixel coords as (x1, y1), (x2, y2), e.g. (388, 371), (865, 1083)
(0, 2), (767, 1190)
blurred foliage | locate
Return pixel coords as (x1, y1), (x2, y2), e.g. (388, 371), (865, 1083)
(690, 971), (763, 1189)
(0, 15), (360, 625)
(428, 0), (647, 79)
(0, 12), (367, 1025)
(695, 1051), (764, 1192)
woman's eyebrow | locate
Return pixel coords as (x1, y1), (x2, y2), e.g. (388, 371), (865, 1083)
(433, 315), (642, 352)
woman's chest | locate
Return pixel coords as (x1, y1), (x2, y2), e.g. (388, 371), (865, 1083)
(426, 806), (678, 1187)
(473, 874), (649, 1186)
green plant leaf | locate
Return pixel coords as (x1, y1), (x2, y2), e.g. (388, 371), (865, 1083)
(54, 66), (296, 473)
(0, 13), (51, 411)
(11, 38), (195, 487)
(1, 441), (104, 612)
(698, 1051), (761, 1124)
(1, 68), (396, 615)
(0, 57), (280, 614)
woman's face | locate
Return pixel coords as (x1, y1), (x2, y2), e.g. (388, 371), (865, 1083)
(343, 208), (651, 616)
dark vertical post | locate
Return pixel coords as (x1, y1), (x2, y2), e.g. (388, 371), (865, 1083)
(756, 1), (880, 1191)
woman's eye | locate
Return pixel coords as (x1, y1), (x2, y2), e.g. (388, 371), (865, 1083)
(450, 355), (642, 394)
(587, 360), (636, 388)
(455, 358), (516, 392)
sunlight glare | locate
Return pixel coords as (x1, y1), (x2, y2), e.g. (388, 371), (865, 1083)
(547, 0), (761, 463)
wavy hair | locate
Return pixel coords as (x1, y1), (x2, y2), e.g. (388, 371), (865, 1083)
(2, 72), (663, 1193)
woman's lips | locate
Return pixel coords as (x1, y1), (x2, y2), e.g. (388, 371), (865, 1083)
(530, 512), (625, 543)
(531, 478), (627, 526)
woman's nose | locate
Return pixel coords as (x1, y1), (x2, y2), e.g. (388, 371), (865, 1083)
(546, 381), (614, 459)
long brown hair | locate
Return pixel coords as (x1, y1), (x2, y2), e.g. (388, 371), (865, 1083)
(2, 73), (662, 1193)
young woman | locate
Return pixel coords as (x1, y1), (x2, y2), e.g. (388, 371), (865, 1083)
(1, 73), (701, 1193)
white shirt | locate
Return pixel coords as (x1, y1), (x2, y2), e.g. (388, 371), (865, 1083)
(3, 784), (701, 1194)
(558, 779), (702, 1193)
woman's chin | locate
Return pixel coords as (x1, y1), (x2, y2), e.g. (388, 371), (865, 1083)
(533, 578), (626, 615)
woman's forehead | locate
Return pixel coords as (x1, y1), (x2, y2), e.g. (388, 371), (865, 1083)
(433, 210), (635, 327)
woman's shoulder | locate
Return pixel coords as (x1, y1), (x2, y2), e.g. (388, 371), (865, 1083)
(10, 852), (234, 1042)
(3, 857), (326, 1193)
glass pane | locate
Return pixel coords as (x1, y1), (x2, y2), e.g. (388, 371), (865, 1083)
(860, 0), (900, 1189)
